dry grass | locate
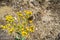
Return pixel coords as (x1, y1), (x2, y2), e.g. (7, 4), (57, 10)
(0, 0), (60, 40)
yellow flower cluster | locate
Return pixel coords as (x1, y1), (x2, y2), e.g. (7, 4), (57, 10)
(16, 10), (34, 37)
(17, 11), (23, 17)
(24, 10), (32, 15)
(1, 23), (10, 30)
(7, 27), (15, 34)
(1, 24), (15, 34)
(29, 26), (34, 32)
(17, 10), (32, 18)
(5, 15), (14, 22)
(1, 25), (7, 30)
(21, 31), (28, 37)
(19, 26), (34, 37)
(26, 26), (34, 32)
(0, 10), (35, 39)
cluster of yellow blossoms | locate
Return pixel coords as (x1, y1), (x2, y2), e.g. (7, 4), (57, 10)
(0, 10), (35, 39)
(1, 23), (15, 34)
(5, 15), (14, 22)
(20, 26), (34, 37)
(24, 10), (32, 15)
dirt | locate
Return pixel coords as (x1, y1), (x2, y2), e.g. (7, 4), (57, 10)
(0, 0), (60, 40)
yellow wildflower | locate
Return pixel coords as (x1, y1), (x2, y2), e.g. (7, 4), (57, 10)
(29, 26), (34, 32)
(24, 10), (32, 15)
(1, 25), (7, 30)
(5, 15), (14, 22)
(21, 31), (28, 37)
(1, 24), (11, 30)
(8, 27), (15, 34)
(17, 11), (23, 16)
(26, 27), (30, 31)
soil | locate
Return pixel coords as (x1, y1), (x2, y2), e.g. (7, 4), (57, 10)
(0, 0), (60, 40)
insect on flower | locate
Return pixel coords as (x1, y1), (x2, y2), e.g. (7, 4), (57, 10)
(28, 16), (33, 23)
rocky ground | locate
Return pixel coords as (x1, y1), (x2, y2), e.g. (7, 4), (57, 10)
(0, 0), (60, 40)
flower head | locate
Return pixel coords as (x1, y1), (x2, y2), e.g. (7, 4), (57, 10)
(5, 15), (14, 22)
(1, 25), (7, 30)
(24, 10), (32, 15)
(29, 26), (34, 32)
(21, 31), (28, 37)
(26, 27), (30, 31)
(17, 11), (23, 17)
(8, 27), (15, 34)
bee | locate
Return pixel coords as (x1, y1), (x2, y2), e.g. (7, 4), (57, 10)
(28, 16), (33, 21)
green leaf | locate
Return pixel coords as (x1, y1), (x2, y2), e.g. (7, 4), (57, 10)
(20, 36), (25, 40)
